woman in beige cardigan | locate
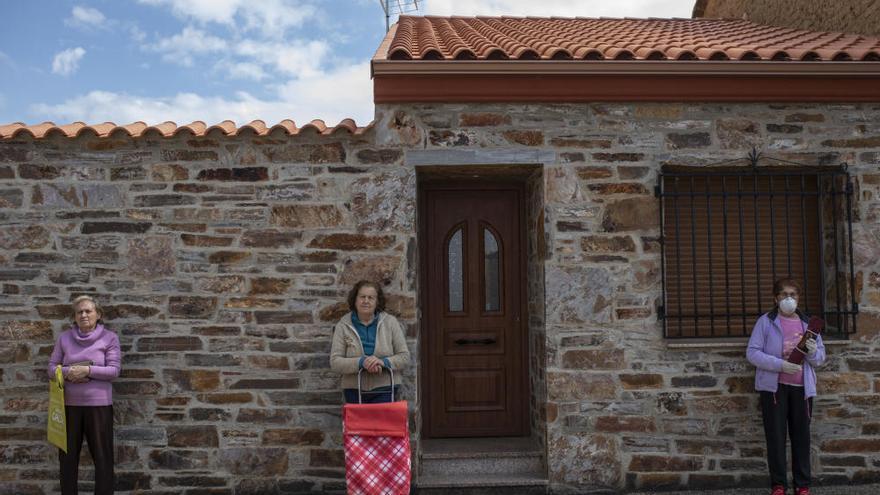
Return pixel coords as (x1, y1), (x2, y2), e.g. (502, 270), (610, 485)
(330, 280), (410, 403)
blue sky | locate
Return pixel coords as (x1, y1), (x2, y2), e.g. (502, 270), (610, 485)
(0, 1), (693, 127)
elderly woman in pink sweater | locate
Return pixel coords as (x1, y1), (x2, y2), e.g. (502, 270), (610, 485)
(48, 295), (121, 495)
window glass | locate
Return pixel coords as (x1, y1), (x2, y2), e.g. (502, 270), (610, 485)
(448, 228), (463, 312)
(484, 228), (500, 312)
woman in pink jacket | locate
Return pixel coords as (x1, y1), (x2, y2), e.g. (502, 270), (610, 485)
(48, 295), (121, 495)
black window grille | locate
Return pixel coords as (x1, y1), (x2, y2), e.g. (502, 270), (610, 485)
(657, 151), (858, 339)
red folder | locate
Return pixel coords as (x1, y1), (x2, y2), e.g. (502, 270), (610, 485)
(787, 316), (824, 365)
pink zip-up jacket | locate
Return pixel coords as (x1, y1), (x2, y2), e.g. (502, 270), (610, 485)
(47, 324), (121, 406)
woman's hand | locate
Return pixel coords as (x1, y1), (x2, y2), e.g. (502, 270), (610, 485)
(363, 356), (384, 374)
(805, 338), (818, 355)
(66, 365), (90, 383)
(781, 361), (802, 374)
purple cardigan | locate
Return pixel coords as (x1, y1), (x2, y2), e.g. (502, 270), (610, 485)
(746, 311), (826, 398)
(47, 324), (121, 406)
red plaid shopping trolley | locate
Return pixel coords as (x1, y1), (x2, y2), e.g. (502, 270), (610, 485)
(343, 369), (410, 495)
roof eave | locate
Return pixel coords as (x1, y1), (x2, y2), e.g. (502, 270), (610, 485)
(373, 62), (880, 103)
(371, 60), (880, 77)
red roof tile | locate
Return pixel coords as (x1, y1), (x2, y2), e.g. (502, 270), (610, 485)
(381, 16), (880, 61)
(0, 119), (373, 140)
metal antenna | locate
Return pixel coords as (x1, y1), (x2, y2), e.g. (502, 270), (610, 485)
(379, 0), (420, 32)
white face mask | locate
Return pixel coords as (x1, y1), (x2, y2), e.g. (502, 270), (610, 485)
(779, 296), (797, 315)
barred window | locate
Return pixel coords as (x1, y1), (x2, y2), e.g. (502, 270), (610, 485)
(658, 156), (858, 339)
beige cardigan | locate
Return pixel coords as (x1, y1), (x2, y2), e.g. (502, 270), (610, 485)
(329, 312), (410, 391)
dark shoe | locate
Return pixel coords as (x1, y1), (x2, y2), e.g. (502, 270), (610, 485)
(771, 486), (785, 495)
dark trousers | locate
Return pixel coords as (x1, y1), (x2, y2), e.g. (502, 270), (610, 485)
(60, 405), (114, 495)
(760, 385), (812, 489)
(344, 386), (400, 404)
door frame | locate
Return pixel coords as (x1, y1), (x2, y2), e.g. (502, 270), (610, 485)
(417, 178), (531, 438)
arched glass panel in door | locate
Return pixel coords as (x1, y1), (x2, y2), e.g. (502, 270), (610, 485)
(447, 226), (464, 312)
(484, 227), (501, 312)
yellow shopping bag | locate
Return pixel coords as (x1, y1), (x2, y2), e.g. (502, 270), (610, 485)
(47, 365), (67, 453)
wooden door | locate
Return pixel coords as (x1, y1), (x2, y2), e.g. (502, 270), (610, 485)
(421, 182), (528, 437)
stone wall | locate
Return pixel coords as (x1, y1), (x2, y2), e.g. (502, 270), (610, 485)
(0, 129), (417, 494)
(526, 167), (549, 463)
(1, 100), (880, 494)
(693, 0), (880, 37)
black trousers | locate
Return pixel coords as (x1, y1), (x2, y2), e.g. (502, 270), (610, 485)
(343, 385), (400, 404)
(60, 405), (114, 495)
(760, 385), (812, 489)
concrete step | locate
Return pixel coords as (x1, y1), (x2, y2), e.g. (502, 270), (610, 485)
(419, 449), (543, 477)
(417, 437), (546, 489)
(415, 473), (548, 494)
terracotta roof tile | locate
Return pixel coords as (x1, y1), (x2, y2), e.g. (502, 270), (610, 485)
(383, 16), (880, 61)
(205, 120), (237, 136)
(0, 119), (373, 140)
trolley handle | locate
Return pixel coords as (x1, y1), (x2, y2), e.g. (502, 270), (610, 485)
(356, 366), (395, 404)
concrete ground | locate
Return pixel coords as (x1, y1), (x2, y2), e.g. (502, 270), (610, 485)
(628, 484), (880, 495)
(416, 484), (880, 495)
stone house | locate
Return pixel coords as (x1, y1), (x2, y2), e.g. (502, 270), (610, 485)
(1, 14), (880, 495)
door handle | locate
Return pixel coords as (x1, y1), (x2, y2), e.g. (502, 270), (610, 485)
(454, 338), (496, 346)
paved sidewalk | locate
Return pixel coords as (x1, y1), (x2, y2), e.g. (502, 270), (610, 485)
(628, 484), (880, 495)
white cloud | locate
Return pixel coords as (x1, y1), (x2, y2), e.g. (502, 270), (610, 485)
(135, 0), (334, 105)
(237, 0), (317, 38)
(66, 5), (108, 29)
(424, 0), (694, 18)
(145, 27), (328, 79)
(147, 27), (227, 66)
(30, 62), (374, 126)
(273, 62), (373, 123)
(139, 0), (244, 25)
(32, 90), (255, 126)
(234, 39), (329, 78)
(138, 0), (316, 38)
(129, 25), (147, 42)
(216, 61), (268, 81)
(52, 47), (86, 76)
